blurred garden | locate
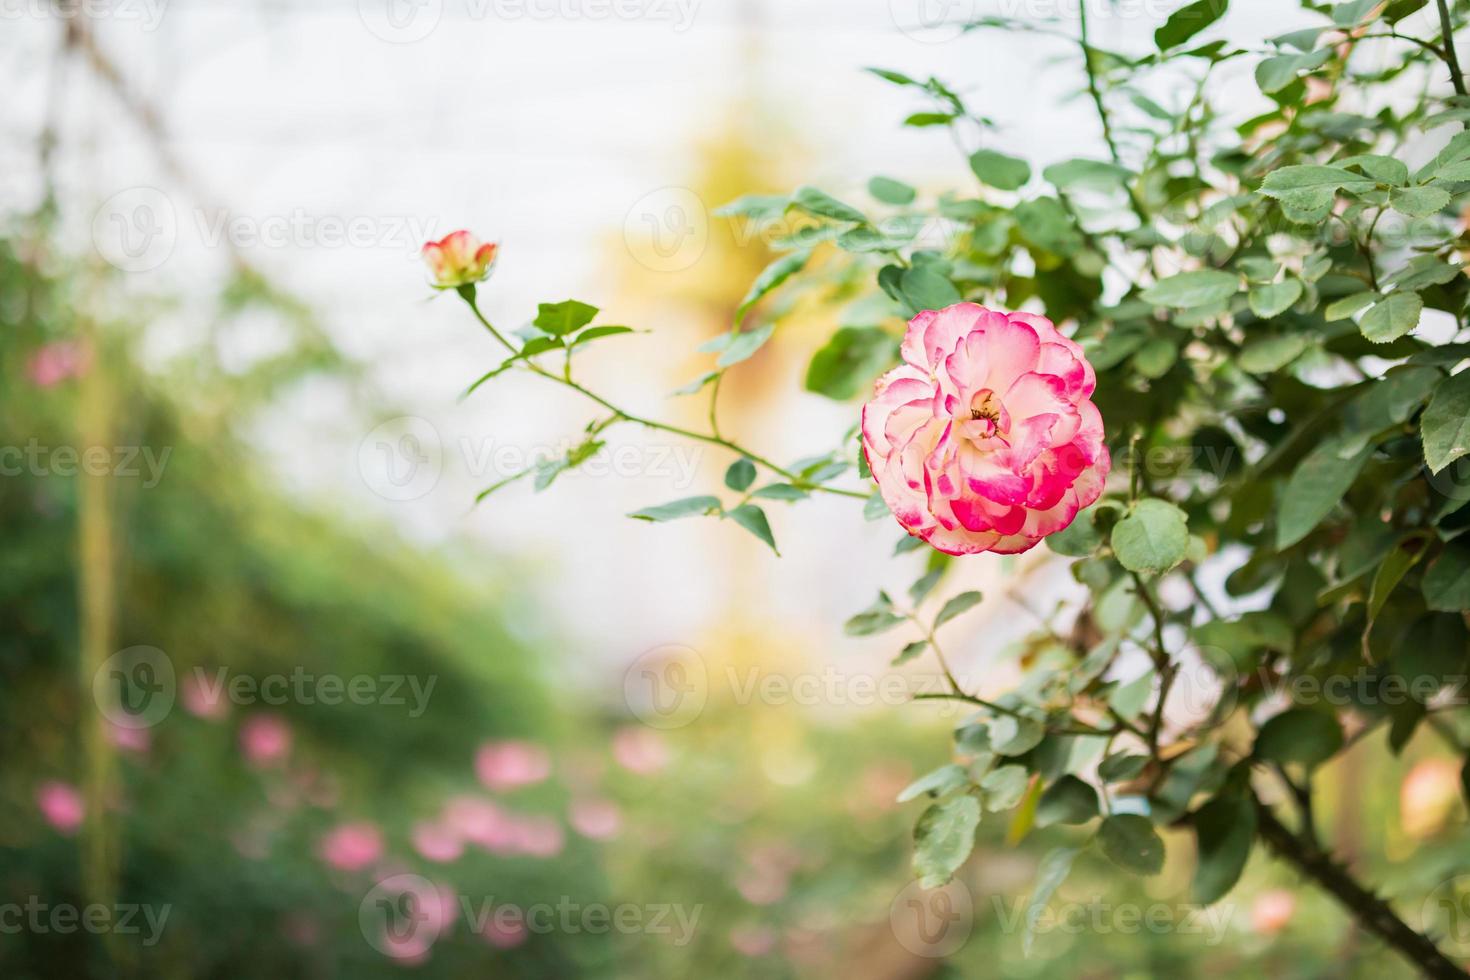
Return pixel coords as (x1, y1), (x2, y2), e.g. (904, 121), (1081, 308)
(6, 0), (1470, 977)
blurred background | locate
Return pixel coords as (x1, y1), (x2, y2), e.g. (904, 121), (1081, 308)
(0, 0), (1463, 976)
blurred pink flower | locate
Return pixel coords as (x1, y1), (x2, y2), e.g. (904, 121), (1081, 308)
(181, 671), (229, 720)
(26, 341), (90, 388)
(568, 798), (621, 840)
(510, 815), (564, 858)
(730, 924), (776, 957)
(36, 781), (84, 834)
(1250, 889), (1296, 935)
(442, 795), (515, 851)
(106, 721), (151, 754)
(411, 821), (464, 863)
(1400, 758), (1461, 839)
(735, 868), (788, 906)
(480, 907), (528, 950)
(475, 740), (550, 791)
(240, 714), (291, 767)
(612, 727), (668, 775)
(319, 821), (384, 872)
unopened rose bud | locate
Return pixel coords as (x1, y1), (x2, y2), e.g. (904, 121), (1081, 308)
(422, 230), (498, 289)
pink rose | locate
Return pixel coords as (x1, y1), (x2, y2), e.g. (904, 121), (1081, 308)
(422, 231), (498, 289)
(36, 781), (85, 834)
(239, 714), (291, 767)
(319, 821), (384, 871)
(475, 740), (550, 791)
(862, 303), (1109, 555)
(611, 726), (668, 775)
(568, 798), (621, 840)
(181, 671), (229, 720)
(411, 820), (464, 863)
(26, 341), (90, 388)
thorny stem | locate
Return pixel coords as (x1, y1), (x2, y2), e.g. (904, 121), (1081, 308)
(460, 289), (868, 500)
(1435, 0), (1468, 97)
(1253, 799), (1466, 979)
(1077, 2), (1151, 231)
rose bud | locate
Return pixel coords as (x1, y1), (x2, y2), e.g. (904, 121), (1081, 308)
(422, 231), (498, 289)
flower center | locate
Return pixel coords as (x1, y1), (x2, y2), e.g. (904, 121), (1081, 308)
(964, 389), (1008, 440)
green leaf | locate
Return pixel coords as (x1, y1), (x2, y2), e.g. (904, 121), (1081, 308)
(671, 370), (720, 396)
(980, 765), (1031, 810)
(1155, 0), (1229, 50)
(903, 112), (956, 127)
(863, 490), (891, 521)
(1022, 848), (1079, 955)
(1434, 160), (1470, 182)
(988, 716), (1045, 756)
(1035, 775), (1100, 827)
(1337, 153), (1408, 185)
(726, 504), (778, 554)
(1333, 0), (1382, 26)
(868, 176), (916, 205)
(805, 327), (897, 400)
(934, 590), (983, 628)
(1239, 334), (1308, 374)
(909, 567), (944, 604)
(791, 186), (866, 223)
(900, 266), (962, 312)
(628, 496), (722, 522)
(1099, 753), (1148, 782)
(750, 483), (808, 501)
(1247, 279), (1303, 318)
(1258, 164), (1375, 211)
(717, 323), (776, 369)
(1141, 270), (1240, 308)
(969, 149), (1032, 191)
(567, 325), (634, 349)
(845, 594), (905, 636)
(1132, 338), (1178, 379)
(894, 640), (928, 666)
(735, 250), (812, 327)
(1255, 49), (1332, 94)
(1111, 498), (1189, 575)
(1193, 792), (1256, 904)
(912, 794), (981, 888)
(1046, 508), (1101, 557)
(1423, 370), (1470, 474)
(1042, 158), (1132, 191)
(1098, 814), (1166, 875)
(897, 763), (969, 803)
(1324, 290), (1377, 321)
(724, 458), (756, 492)
(533, 300), (599, 336)
(1360, 292), (1423, 343)
(1276, 435), (1374, 548)
(1391, 185), (1451, 218)
(1254, 708), (1342, 770)
(1424, 544), (1470, 611)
